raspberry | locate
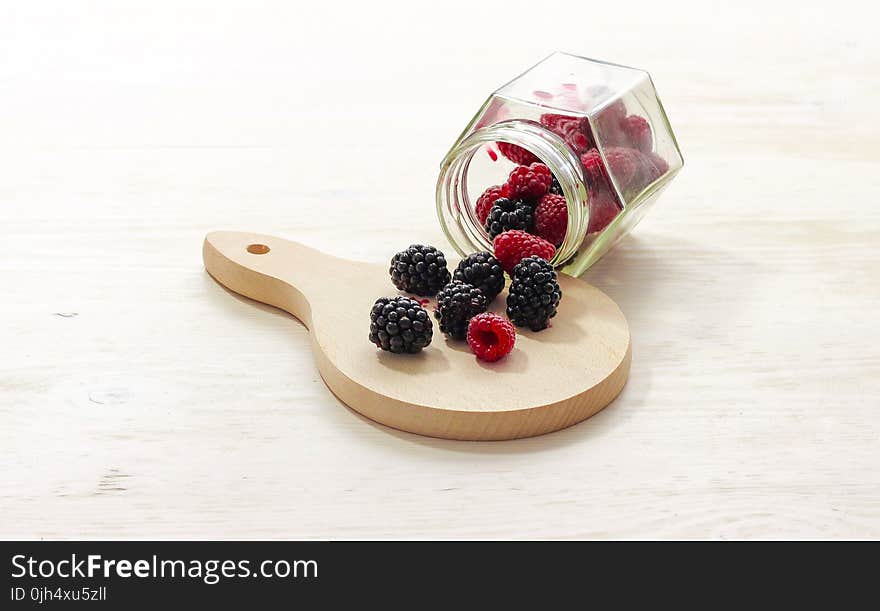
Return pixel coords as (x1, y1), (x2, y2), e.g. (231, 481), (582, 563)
(541, 113), (596, 154)
(587, 188), (621, 234)
(584, 86), (626, 123)
(475, 184), (509, 225)
(639, 153), (663, 186)
(593, 103), (629, 147)
(539, 113), (578, 134)
(506, 162), (552, 201)
(620, 115), (653, 153)
(565, 130), (592, 154)
(370, 296), (433, 353)
(467, 313), (516, 362)
(534, 193), (568, 246)
(608, 147), (663, 197)
(603, 147), (644, 189)
(484, 197), (535, 239)
(580, 148), (608, 187)
(506, 256), (562, 332)
(496, 142), (540, 166)
(389, 244), (451, 297)
(645, 151), (669, 175)
(452, 252), (506, 302)
(433, 281), (488, 340)
(540, 113), (588, 139)
(602, 99), (628, 124)
(580, 149), (625, 233)
(493, 230), (556, 274)
(580, 147), (642, 193)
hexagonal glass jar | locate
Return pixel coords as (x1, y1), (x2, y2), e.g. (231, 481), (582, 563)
(436, 52), (684, 275)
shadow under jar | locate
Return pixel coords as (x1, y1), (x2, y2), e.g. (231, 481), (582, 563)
(436, 52), (684, 275)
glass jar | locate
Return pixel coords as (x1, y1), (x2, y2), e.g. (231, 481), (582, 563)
(436, 52), (684, 275)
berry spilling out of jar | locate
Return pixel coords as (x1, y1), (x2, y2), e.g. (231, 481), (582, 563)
(377, 56), (683, 358)
(370, 296), (433, 354)
(467, 313), (516, 362)
(506, 256), (561, 332)
(437, 53), (683, 274)
(434, 281), (488, 340)
(373, 238), (563, 360)
(493, 230), (555, 274)
(484, 107), (667, 250)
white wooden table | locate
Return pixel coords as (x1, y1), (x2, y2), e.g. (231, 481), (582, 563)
(2, 1), (878, 539)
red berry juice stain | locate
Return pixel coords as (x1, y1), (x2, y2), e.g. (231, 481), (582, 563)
(533, 90), (553, 100)
(418, 298), (430, 307)
(562, 83), (577, 90)
(487, 148), (498, 162)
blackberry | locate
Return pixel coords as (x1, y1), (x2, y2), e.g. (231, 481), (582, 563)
(506, 256), (562, 331)
(549, 174), (562, 195)
(389, 244), (451, 296)
(452, 252), (505, 302)
(484, 198), (535, 239)
(369, 296), (433, 353)
(433, 281), (488, 340)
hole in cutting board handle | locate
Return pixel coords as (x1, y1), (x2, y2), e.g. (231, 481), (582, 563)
(246, 243), (270, 255)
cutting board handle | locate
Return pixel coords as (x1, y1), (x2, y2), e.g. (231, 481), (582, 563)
(203, 231), (353, 329)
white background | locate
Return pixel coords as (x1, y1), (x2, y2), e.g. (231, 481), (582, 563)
(1, 0), (878, 538)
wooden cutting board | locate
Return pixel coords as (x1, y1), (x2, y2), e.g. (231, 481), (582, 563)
(203, 231), (631, 440)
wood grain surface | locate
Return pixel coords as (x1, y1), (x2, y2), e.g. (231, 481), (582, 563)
(1, 1), (878, 538)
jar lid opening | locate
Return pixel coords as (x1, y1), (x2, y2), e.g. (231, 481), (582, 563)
(436, 120), (589, 267)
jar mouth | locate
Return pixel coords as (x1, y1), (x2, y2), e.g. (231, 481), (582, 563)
(436, 119), (589, 267)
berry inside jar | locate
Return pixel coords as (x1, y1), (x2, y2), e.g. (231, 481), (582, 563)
(437, 52), (683, 274)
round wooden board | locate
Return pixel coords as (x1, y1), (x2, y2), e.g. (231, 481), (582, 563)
(204, 231), (631, 440)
